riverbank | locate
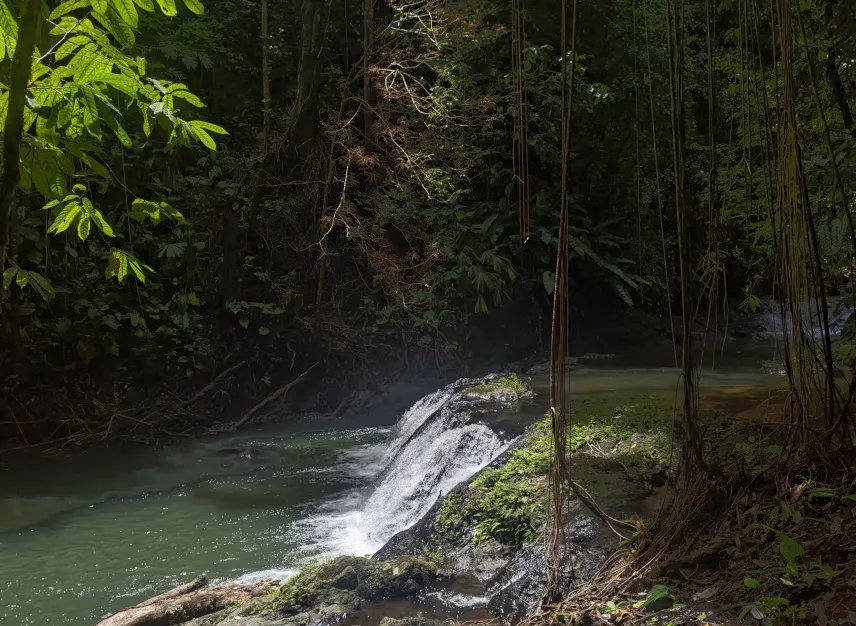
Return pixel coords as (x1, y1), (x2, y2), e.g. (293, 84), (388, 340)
(182, 371), (856, 626)
(130, 363), (849, 626)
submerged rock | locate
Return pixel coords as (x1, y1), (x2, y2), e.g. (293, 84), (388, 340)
(379, 618), (454, 626)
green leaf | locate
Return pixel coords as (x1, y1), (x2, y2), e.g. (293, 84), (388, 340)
(111, 0), (138, 27)
(3, 266), (17, 290)
(542, 270), (555, 295)
(48, 201), (82, 234)
(743, 578), (760, 589)
(81, 153), (112, 181)
(50, 1), (90, 20)
(172, 90), (204, 108)
(77, 213), (92, 240)
(156, 0), (177, 16)
(190, 123), (216, 150)
(93, 7), (135, 47)
(102, 110), (132, 147)
(182, 0), (203, 14)
(189, 119), (228, 134)
(0, 0), (19, 62)
(259, 326), (270, 336)
(91, 209), (115, 237)
(133, 0), (154, 10)
(91, 0), (108, 12)
(21, 270), (55, 300)
(633, 584), (672, 611)
(187, 292), (200, 306)
(759, 525), (805, 564)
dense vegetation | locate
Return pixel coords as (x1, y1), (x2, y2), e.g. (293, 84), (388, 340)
(2, 0), (856, 592)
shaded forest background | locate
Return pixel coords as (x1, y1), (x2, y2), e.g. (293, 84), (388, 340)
(2, 0), (856, 449)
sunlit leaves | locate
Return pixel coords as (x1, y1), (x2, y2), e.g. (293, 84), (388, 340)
(111, 0), (139, 28)
(45, 193), (114, 239)
(49, 1), (89, 20)
(182, 0), (203, 14)
(131, 198), (185, 225)
(0, 0), (19, 62)
(156, 0), (177, 16)
(106, 248), (152, 282)
(4, 268), (56, 300)
(189, 119), (228, 150)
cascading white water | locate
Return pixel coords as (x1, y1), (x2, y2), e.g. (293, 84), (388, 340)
(296, 379), (505, 557)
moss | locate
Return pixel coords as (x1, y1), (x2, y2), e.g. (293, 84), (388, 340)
(462, 373), (531, 395)
(435, 390), (680, 547)
(271, 555), (437, 612)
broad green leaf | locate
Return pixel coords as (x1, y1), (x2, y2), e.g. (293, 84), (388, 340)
(0, 0), (19, 63)
(27, 270), (56, 300)
(54, 35), (90, 61)
(92, 209), (115, 237)
(96, 74), (142, 98)
(77, 213), (92, 240)
(136, 56), (146, 74)
(172, 90), (204, 108)
(156, 0), (177, 16)
(133, 0), (154, 9)
(189, 119), (228, 135)
(131, 198), (161, 224)
(183, 0), (203, 14)
(81, 153), (112, 180)
(49, 0), (90, 20)
(93, 8), (135, 47)
(69, 43), (115, 82)
(158, 201), (185, 223)
(743, 578), (760, 589)
(2, 266), (17, 290)
(48, 202), (83, 234)
(111, 0), (138, 28)
(79, 87), (98, 126)
(92, 0), (109, 12)
(102, 109), (132, 147)
(633, 584), (671, 610)
(190, 124), (216, 150)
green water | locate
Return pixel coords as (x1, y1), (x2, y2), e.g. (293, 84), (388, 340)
(0, 338), (782, 626)
(0, 415), (394, 625)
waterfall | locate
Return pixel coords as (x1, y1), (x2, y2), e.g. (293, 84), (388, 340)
(297, 377), (506, 557)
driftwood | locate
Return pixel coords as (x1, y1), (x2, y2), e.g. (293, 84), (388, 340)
(177, 357), (255, 411)
(95, 577), (277, 626)
(231, 362), (318, 430)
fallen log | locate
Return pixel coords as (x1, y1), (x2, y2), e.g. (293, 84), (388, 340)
(95, 578), (278, 626)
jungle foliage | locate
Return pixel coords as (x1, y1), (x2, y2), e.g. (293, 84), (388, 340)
(2, 0), (856, 448)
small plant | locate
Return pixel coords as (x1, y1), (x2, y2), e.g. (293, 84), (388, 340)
(602, 599), (630, 622)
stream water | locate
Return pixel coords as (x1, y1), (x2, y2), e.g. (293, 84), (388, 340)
(0, 337), (783, 626)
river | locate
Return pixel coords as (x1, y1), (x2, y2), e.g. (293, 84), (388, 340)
(0, 337), (783, 626)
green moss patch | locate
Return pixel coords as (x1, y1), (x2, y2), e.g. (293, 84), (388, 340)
(434, 389), (679, 547)
(462, 373), (531, 396)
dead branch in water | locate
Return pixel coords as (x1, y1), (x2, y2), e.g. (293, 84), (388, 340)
(95, 577), (277, 626)
(177, 356), (256, 411)
(231, 362), (318, 430)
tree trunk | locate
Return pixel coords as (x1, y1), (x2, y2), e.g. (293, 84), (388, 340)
(246, 0), (274, 246)
(824, 1), (854, 136)
(293, 0), (325, 160)
(0, 0), (41, 273)
(363, 0), (375, 141)
(95, 578), (277, 626)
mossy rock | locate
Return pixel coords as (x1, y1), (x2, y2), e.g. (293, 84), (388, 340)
(273, 555), (438, 614)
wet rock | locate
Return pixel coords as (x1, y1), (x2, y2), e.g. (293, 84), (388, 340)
(446, 538), (512, 582)
(378, 618), (454, 626)
(332, 566), (359, 591)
